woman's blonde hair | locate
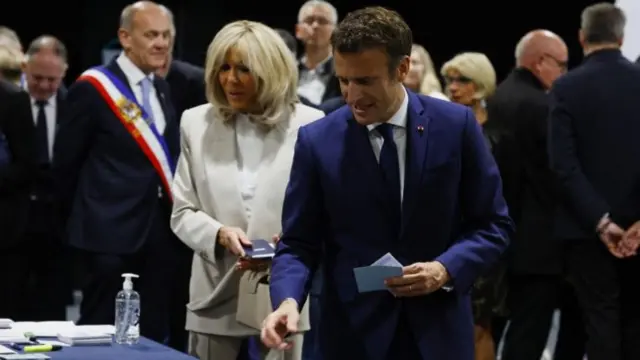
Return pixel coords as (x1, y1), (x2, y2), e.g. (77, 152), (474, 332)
(411, 44), (442, 94)
(441, 52), (496, 100)
(0, 44), (24, 85)
(204, 20), (299, 125)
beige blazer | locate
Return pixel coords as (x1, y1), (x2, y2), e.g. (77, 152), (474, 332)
(170, 102), (325, 337)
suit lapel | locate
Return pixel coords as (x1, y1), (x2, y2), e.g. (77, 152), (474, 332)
(203, 115), (248, 230)
(400, 92), (429, 236)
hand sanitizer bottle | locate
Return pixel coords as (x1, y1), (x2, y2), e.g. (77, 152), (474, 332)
(114, 273), (140, 344)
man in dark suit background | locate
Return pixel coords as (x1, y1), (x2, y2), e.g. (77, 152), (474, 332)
(55, 1), (180, 343)
(157, 52), (206, 117)
(488, 29), (585, 360)
(548, 3), (640, 359)
(0, 78), (36, 320)
(275, 28), (317, 109)
(20, 35), (70, 321)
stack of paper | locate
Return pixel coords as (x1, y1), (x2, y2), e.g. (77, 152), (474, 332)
(57, 325), (114, 346)
(0, 319), (13, 329)
(10, 321), (76, 337)
(0, 329), (29, 343)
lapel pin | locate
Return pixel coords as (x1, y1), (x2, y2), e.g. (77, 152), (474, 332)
(417, 125), (424, 136)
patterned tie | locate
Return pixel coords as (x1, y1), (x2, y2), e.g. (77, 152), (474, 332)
(377, 123), (401, 229)
(35, 100), (49, 164)
(139, 77), (155, 125)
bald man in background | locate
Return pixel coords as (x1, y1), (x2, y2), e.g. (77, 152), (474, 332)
(55, 1), (179, 343)
(485, 30), (585, 360)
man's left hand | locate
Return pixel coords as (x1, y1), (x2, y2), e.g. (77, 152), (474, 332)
(385, 261), (450, 297)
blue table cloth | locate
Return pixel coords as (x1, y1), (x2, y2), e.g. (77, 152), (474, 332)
(34, 337), (195, 360)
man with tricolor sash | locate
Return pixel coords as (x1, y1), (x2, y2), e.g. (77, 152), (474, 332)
(54, 1), (181, 346)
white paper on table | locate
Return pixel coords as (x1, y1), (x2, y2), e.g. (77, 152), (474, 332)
(0, 344), (16, 354)
(10, 321), (76, 337)
(74, 325), (116, 335)
(0, 329), (29, 343)
(371, 252), (402, 267)
(38, 339), (70, 347)
(0, 319), (13, 329)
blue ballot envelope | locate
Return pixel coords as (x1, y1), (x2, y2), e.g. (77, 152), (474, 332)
(243, 239), (275, 259)
(353, 265), (403, 293)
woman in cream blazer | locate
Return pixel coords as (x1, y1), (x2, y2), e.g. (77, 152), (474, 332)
(170, 20), (324, 360)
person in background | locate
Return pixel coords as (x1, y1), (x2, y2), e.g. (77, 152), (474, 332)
(491, 30), (586, 360)
(275, 28), (316, 109)
(55, 1), (179, 343)
(441, 52), (506, 360)
(0, 26), (22, 52)
(262, 7), (512, 360)
(295, 0), (340, 106)
(170, 20), (322, 360)
(548, 3), (640, 359)
(20, 35), (70, 321)
(0, 78), (36, 321)
(404, 44), (448, 100)
(0, 44), (24, 85)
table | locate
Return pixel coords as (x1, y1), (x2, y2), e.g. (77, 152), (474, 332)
(26, 337), (196, 360)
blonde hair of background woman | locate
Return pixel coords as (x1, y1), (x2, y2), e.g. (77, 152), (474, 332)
(411, 44), (443, 95)
(204, 20), (299, 125)
(441, 52), (496, 100)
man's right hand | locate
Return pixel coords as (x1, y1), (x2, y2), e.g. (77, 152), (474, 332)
(217, 226), (251, 257)
(599, 221), (626, 258)
(261, 299), (300, 350)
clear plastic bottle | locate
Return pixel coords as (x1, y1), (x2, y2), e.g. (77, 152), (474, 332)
(114, 273), (140, 345)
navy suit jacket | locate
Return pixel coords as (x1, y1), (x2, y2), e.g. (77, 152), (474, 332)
(270, 91), (512, 360)
(549, 49), (640, 236)
(54, 60), (179, 254)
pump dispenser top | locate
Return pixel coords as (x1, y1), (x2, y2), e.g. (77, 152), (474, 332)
(121, 273), (139, 291)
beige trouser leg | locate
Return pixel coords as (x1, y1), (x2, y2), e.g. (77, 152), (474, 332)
(188, 331), (304, 360)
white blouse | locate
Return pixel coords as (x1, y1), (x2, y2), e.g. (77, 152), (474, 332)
(234, 114), (267, 221)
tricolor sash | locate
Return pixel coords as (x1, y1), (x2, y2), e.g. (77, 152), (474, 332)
(79, 67), (175, 201)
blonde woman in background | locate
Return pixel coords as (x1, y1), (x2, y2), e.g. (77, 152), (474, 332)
(0, 45), (23, 85)
(441, 52), (504, 360)
(170, 20), (322, 360)
(404, 44), (448, 100)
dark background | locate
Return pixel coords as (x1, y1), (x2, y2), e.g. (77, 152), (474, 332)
(0, 0), (613, 85)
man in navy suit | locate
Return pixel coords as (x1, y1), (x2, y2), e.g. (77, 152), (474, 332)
(54, 1), (179, 343)
(548, 3), (640, 359)
(262, 7), (512, 360)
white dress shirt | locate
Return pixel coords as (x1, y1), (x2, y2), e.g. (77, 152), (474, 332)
(235, 114), (267, 221)
(30, 94), (57, 161)
(366, 88), (409, 202)
(297, 55), (332, 106)
(116, 53), (166, 133)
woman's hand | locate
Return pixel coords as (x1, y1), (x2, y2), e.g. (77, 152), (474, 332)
(217, 226), (251, 256)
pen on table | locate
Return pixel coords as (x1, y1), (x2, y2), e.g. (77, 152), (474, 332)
(23, 344), (63, 353)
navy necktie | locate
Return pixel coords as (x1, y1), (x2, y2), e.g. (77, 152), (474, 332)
(35, 100), (49, 164)
(377, 123), (401, 228)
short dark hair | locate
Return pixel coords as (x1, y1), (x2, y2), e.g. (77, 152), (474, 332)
(581, 3), (626, 45)
(330, 6), (412, 72)
(274, 28), (297, 57)
(26, 35), (68, 63)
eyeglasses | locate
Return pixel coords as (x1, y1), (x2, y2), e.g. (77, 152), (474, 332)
(543, 53), (568, 71)
(302, 16), (332, 26)
(444, 75), (473, 84)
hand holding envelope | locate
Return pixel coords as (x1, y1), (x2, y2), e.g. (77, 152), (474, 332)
(353, 253), (451, 296)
